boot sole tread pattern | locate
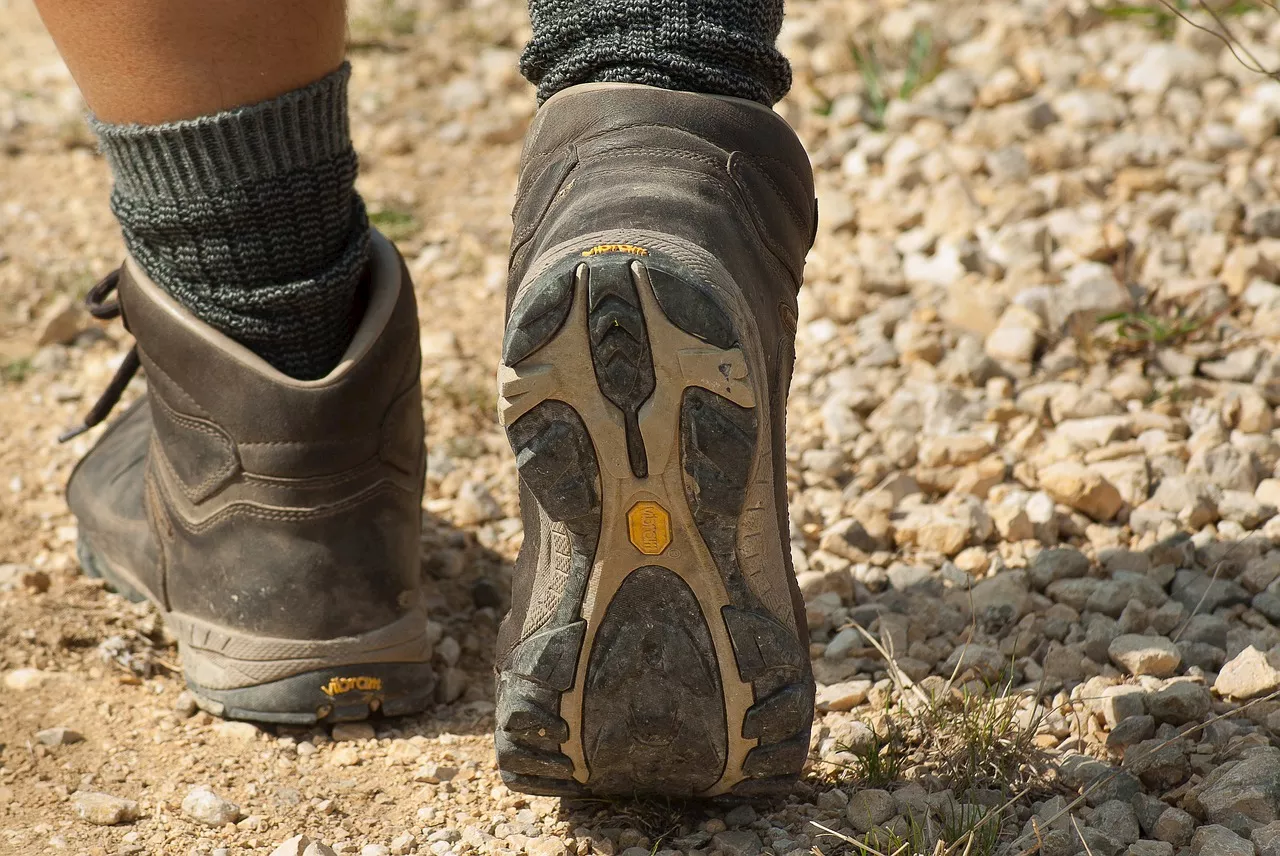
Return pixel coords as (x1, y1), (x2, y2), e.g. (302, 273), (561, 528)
(497, 242), (812, 798)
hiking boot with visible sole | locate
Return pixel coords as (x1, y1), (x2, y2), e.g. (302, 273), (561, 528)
(66, 231), (434, 724)
(494, 83), (818, 797)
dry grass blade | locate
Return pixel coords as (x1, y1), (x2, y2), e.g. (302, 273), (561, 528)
(823, 612), (1049, 856)
(1070, 816), (1097, 856)
(1154, 0), (1280, 78)
(851, 620), (933, 708)
(1174, 526), (1272, 643)
(940, 787), (1031, 856)
(1196, 0), (1278, 75)
(1008, 685), (1280, 854)
(808, 821), (897, 856)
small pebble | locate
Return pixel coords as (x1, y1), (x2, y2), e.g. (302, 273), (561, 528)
(73, 792), (139, 826)
(181, 786), (242, 827)
(36, 727), (83, 746)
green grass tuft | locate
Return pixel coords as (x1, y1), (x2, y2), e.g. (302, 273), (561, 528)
(1099, 0), (1262, 41)
(2, 358), (32, 384)
(850, 25), (944, 129)
(368, 207), (421, 243)
(349, 0), (418, 44)
(839, 719), (907, 788)
(1099, 308), (1210, 349)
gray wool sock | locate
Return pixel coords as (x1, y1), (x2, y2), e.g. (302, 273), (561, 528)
(91, 63), (369, 381)
(521, 0), (791, 105)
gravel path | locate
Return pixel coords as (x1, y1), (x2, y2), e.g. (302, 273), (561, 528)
(5, 0), (1280, 854)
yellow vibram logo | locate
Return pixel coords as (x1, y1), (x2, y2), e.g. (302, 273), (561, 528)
(320, 676), (383, 697)
(627, 501), (671, 555)
(582, 244), (649, 257)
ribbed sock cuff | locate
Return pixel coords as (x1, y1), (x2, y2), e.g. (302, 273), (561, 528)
(522, 0), (792, 105)
(91, 64), (369, 381)
(91, 64), (354, 200)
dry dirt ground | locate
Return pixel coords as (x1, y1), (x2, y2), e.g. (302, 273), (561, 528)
(7, 0), (1280, 854)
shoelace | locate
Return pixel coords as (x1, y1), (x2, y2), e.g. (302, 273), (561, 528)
(57, 268), (141, 443)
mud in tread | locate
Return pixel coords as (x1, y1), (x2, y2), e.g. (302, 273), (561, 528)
(743, 683), (813, 743)
(499, 398), (602, 793)
(678, 371), (813, 791)
(582, 566), (727, 796)
(495, 731), (577, 778)
(585, 260), (656, 479)
(507, 401), (601, 543)
(497, 770), (587, 798)
(647, 266), (736, 349)
(503, 270), (575, 365)
(742, 732), (810, 777)
(721, 605), (813, 788)
(504, 621), (587, 691)
(680, 387), (758, 606)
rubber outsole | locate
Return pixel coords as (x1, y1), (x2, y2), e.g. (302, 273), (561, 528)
(496, 240), (812, 798)
(77, 535), (436, 724)
(186, 661), (436, 725)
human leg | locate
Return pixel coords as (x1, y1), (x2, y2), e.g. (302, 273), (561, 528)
(50, 1), (434, 721)
(37, 0), (364, 380)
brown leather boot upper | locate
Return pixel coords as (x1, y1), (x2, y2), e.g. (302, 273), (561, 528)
(67, 232), (432, 713)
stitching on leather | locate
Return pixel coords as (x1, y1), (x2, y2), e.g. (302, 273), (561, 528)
(237, 433), (379, 447)
(165, 479), (413, 534)
(378, 383), (425, 478)
(737, 156), (808, 234)
(530, 121), (720, 160)
(532, 120), (810, 189)
(148, 389), (238, 500)
(143, 453), (173, 609)
(512, 151), (566, 212)
(579, 145), (723, 170)
(579, 165), (769, 262)
(569, 164), (756, 224)
(725, 159), (804, 287)
(511, 149), (577, 257)
(742, 178), (802, 286)
(514, 121), (812, 271)
(513, 161), (759, 274)
(529, 147), (807, 278)
(742, 150), (811, 199)
(153, 437), (209, 507)
(140, 354), (213, 419)
(764, 237), (801, 293)
(242, 457), (383, 490)
(579, 165), (801, 289)
(148, 424), (386, 519)
(574, 144), (810, 240)
(142, 351), (403, 451)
